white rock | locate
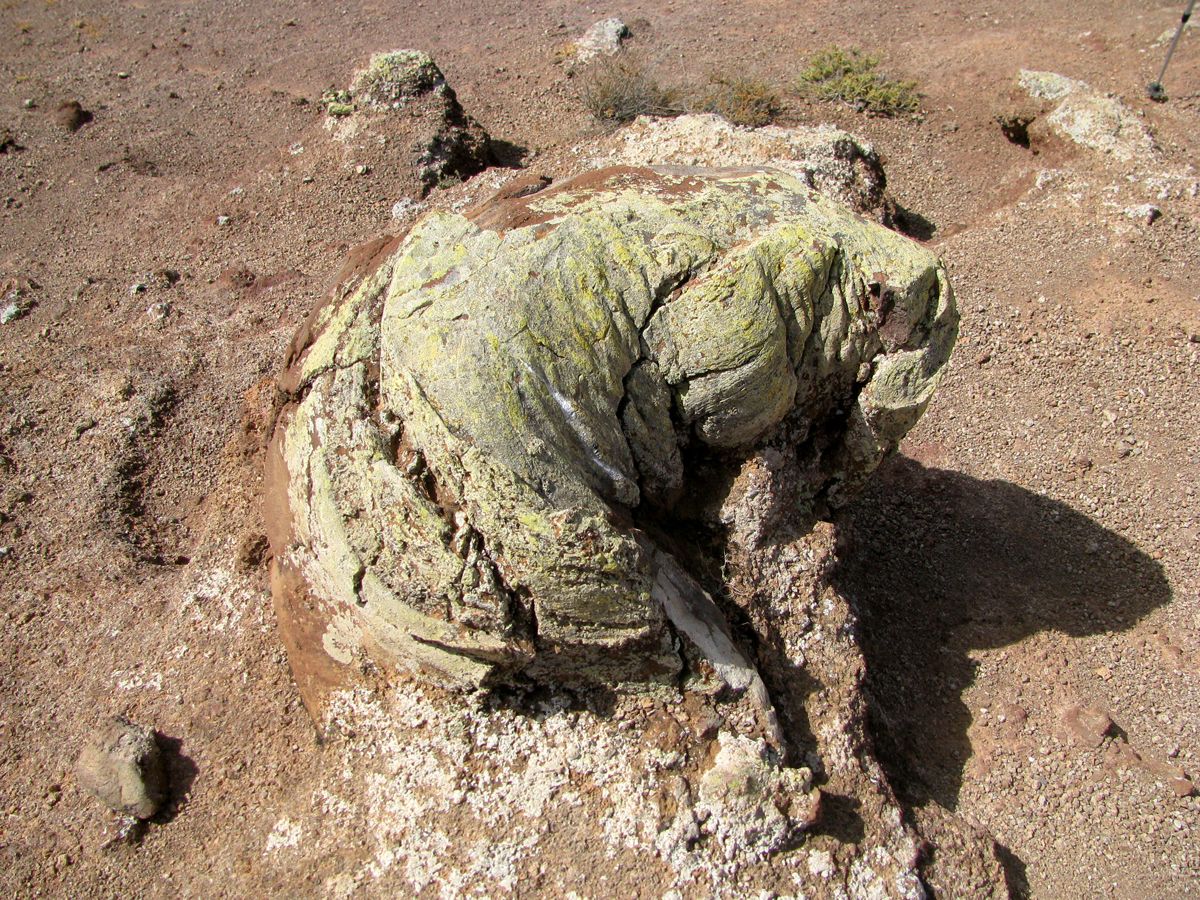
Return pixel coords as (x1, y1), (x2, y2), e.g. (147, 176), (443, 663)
(1018, 70), (1154, 161)
(594, 113), (888, 216)
(573, 18), (629, 64)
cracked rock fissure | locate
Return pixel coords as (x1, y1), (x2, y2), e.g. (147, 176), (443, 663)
(264, 165), (957, 720)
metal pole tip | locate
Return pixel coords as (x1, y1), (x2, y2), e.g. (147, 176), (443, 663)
(1147, 82), (1168, 102)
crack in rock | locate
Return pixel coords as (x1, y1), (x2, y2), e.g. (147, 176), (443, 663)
(265, 165), (958, 712)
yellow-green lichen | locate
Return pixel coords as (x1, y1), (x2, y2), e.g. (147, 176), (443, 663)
(271, 165), (957, 691)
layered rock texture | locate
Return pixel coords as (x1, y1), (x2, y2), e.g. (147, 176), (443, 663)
(262, 163), (982, 894)
(266, 165), (957, 709)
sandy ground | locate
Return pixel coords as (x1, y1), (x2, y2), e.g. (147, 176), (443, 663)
(1, 0), (1197, 896)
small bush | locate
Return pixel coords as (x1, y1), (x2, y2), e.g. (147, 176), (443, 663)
(796, 47), (919, 116)
(579, 55), (683, 125)
(694, 74), (781, 127)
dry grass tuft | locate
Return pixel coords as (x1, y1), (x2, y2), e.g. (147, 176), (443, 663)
(578, 55), (683, 125)
(693, 74), (781, 127)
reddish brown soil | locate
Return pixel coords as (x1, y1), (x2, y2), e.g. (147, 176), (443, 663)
(1, 1), (1197, 896)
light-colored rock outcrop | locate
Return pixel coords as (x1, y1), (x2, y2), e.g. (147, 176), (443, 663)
(266, 165), (957, 705)
(597, 114), (890, 218)
(1018, 69), (1154, 161)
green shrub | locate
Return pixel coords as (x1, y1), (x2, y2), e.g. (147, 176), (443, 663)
(797, 47), (919, 116)
(694, 74), (781, 127)
(579, 55), (683, 125)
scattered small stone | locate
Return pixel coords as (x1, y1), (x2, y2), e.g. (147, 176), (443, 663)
(0, 130), (20, 154)
(153, 268), (181, 287)
(129, 282), (147, 296)
(215, 265), (256, 291)
(1000, 701), (1028, 724)
(22, 98), (36, 110)
(117, 71), (129, 79)
(73, 418), (97, 439)
(55, 100), (93, 132)
(75, 716), (166, 820)
(301, 174), (314, 184)
(354, 163), (371, 176)
(976, 351), (992, 366)
(236, 533), (269, 572)
(216, 215), (231, 226)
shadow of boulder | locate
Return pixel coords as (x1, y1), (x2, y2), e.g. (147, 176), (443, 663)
(153, 733), (198, 825)
(833, 455), (1170, 809)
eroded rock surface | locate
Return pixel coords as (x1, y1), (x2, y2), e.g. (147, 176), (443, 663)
(75, 716), (165, 820)
(266, 165), (957, 708)
(285, 524), (957, 897)
(324, 50), (492, 192)
(597, 114), (891, 219)
(1017, 69), (1155, 161)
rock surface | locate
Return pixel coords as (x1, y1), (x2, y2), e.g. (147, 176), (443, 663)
(597, 114), (890, 218)
(267, 165), (957, 707)
(324, 50), (492, 192)
(288, 522), (970, 897)
(1017, 69), (1154, 161)
(571, 18), (630, 65)
(75, 716), (165, 820)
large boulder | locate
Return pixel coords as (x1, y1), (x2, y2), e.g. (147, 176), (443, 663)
(266, 165), (957, 711)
